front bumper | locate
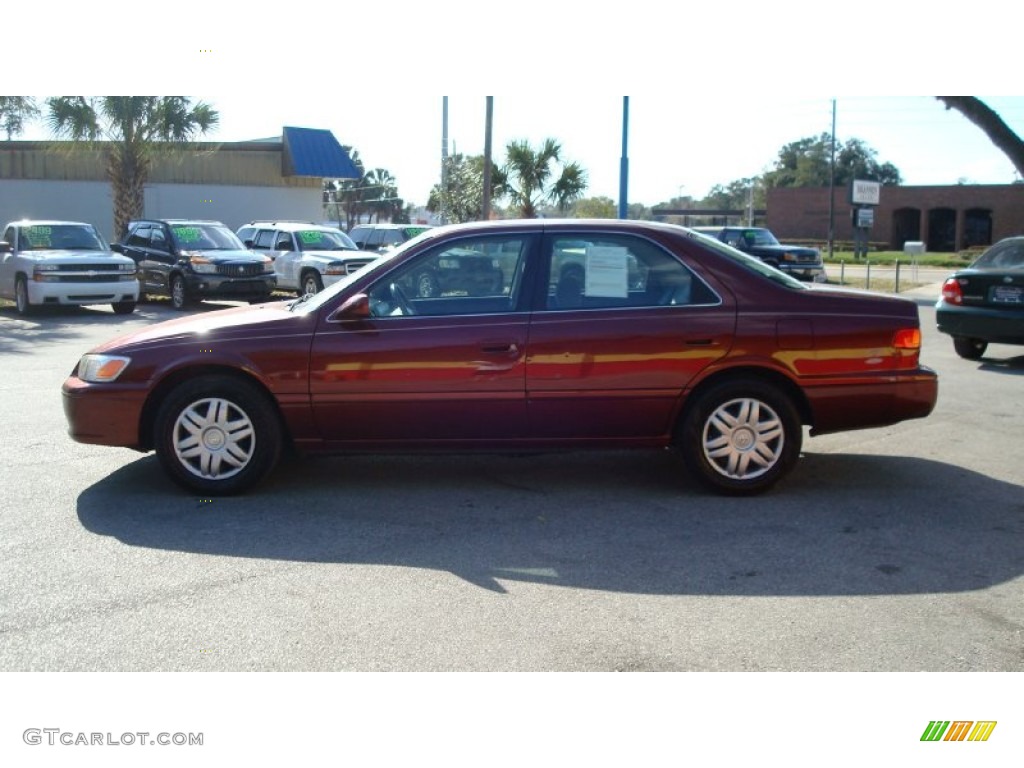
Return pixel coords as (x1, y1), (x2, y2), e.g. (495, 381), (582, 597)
(28, 279), (139, 307)
(62, 376), (149, 450)
(185, 273), (277, 299)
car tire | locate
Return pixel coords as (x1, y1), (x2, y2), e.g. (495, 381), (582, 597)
(170, 274), (191, 310)
(154, 375), (282, 495)
(416, 270), (439, 298)
(301, 270), (324, 296)
(14, 275), (34, 316)
(112, 300), (136, 315)
(677, 378), (801, 495)
(952, 336), (987, 360)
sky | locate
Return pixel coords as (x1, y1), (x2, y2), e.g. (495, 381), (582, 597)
(7, 2), (1023, 210)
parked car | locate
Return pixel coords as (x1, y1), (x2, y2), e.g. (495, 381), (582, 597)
(113, 219), (276, 310)
(691, 226), (826, 282)
(0, 220), (139, 315)
(936, 236), (1024, 359)
(348, 223), (432, 253)
(236, 221), (376, 296)
(63, 219), (937, 497)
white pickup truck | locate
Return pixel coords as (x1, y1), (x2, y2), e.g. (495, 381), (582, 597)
(0, 220), (140, 315)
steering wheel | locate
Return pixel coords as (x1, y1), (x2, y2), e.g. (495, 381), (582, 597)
(390, 282), (416, 316)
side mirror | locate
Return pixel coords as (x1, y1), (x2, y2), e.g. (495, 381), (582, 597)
(0, 241), (12, 254)
(243, 239), (254, 249)
(330, 292), (371, 321)
(110, 243), (124, 254)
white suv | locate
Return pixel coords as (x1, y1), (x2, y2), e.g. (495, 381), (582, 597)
(0, 220), (139, 315)
(237, 221), (375, 295)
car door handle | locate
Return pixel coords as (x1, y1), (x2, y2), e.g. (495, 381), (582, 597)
(481, 342), (519, 355)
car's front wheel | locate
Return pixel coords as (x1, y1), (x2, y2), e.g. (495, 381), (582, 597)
(301, 270), (324, 296)
(677, 378), (801, 495)
(952, 336), (987, 360)
(154, 375), (282, 495)
(14, 276), (34, 316)
(112, 300), (136, 315)
(170, 274), (192, 310)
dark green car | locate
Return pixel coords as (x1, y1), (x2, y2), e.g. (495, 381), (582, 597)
(936, 236), (1024, 359)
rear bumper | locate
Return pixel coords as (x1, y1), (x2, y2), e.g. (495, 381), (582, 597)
(936, 302), (1024, 345)
(805, 367), (938, 435)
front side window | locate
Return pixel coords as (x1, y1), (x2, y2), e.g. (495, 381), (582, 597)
(544, 234), (716, 310)
(367, 236), (529, 317)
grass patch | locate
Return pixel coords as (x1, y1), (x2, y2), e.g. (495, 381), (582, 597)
(823, 250), (969, 268)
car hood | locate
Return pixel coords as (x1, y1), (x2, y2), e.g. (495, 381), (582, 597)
(301, 249), (365, 259)
(91, 299), (305, 353)
(185, 248), (266, 263)
(751, 244), (819, 257)
(19, 249), (135, 264)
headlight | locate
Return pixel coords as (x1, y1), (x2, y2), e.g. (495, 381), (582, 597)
(324, 262), (346, 276)
(77, 354), (131, 383)
(186, 253), (217, 274)
(260, 256), (274, 274)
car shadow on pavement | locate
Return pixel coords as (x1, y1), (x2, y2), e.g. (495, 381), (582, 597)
(978, 354), (1024, 374)
(76, 450), (1024, 597)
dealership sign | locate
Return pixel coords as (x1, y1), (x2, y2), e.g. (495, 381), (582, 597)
(850, 179), (881, 205)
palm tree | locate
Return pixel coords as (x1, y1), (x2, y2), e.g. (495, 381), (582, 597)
(362, 168), (399, 223)
(46, 97), (219, 239)
(504, 138), (587, 218)
(0, 97), (40, 140)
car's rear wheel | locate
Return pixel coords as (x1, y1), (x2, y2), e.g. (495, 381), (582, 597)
(154, 375), (282, 495)
(112, 300), (136, 315)
(952, 336), (987, 360)
(301, 270), (324, 296)
(14, 276), (34, 316)
(677, 378), (801, 495)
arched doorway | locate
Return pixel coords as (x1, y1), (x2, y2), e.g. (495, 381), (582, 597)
(891, 207), (921, 249)
(927, 208), (957, 252)
(964, 208), (993, 248)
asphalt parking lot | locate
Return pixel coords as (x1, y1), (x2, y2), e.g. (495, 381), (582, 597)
(0, 288), (1022, 672)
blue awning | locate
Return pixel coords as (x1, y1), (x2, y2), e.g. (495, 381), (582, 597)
(282, 126), (361, 179)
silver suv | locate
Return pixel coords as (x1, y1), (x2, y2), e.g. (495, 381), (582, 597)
(237, 221), (374, 295)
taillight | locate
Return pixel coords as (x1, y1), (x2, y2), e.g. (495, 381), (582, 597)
(893, 328), (921, 349)
(941, 277), (963, 305)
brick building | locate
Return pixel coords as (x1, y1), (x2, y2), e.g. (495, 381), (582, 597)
(766, 184), (1024, 252)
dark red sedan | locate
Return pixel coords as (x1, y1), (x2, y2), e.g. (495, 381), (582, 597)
(62, 219), (938, 496)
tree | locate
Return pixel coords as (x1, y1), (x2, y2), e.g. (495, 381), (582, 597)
(0, 97), (40, 140)
(762, 133), (901, 189)
(572, 196), (616, 218)
(46, 97), (218, 239)
(426, 153), (507, 223)
(504, 138), (587, 218)
(937, 97), (1024, 179)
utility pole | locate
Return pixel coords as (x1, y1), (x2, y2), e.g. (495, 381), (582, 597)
(618, 96), (629, 219)
(828, 98), (836, 259)
(482, 97), (493, 221)
(441, 96), (449, 225)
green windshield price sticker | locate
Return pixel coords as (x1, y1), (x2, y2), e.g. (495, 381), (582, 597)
(173, 226), (202, 243)
(25, 226), (53, 247)
(299, 231), (324, 244)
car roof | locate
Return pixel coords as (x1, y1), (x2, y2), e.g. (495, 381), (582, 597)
(131, 219), (227, 226)
(9, 219), (94, 227)
(241, 221), (341, 232)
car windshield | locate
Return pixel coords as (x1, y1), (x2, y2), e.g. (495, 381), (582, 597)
(296, 229), (357, 251)
(741, 229), (781, 246)
(19, 224), (107, 251)
(170, 223), (244, 251)
(402, 227), (431, 238)
(688, 230), (808, 289)
(971, 241), (1024, 270)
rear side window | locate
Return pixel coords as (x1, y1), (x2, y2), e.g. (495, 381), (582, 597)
(544, 234), (717, 310)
